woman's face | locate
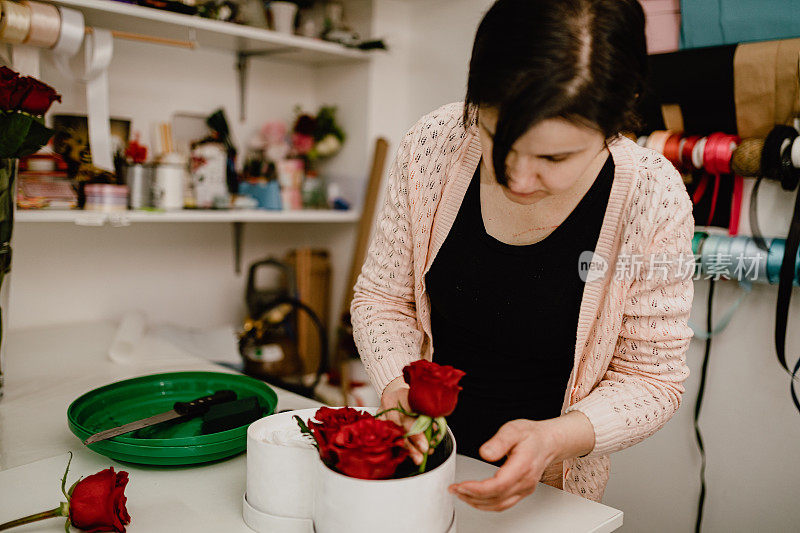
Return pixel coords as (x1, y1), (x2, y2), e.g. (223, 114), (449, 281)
(477, 107), (607, 205)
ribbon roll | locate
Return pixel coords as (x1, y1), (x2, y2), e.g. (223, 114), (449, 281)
(779, 140), (800, 191)
(767, 239), (786, 284)
(646, 130), (672, 155)
(761, 125), (797, 184)
(54, 28), (114, 171)
(743, 235), (771, 281)
(52, 6), (83, 55)
(681, 136), (702, 170)
(700, 233), (727, 277)
(692, 231), (708, 255)
(23, 1), (59, 47)
(662, 133), (683, 169)
(703, 133), (739, 176)
(731, 138), (764, 177)
(0, 0), (31, 44)
(791, 136), (800, 169)
(692, 137), (707, 170)
(727, 235), (750, 274)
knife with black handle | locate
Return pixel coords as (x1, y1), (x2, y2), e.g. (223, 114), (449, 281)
(83, 390), (237, 445)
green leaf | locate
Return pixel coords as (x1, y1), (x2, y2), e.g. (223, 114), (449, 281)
(67, 478), (81, 498)
(431, 417), (448, 447)
(0, 113), (32, 159)
(64, 517), (71, 533)
(14, 119), (54, 158)
(405, 415), (432, 437)
(0, 187), (11, 242)
(60, 452), (73, 499)
(293, 415), (319, 450)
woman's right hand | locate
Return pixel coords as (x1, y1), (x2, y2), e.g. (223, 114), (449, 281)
(379, 376), (429, 465)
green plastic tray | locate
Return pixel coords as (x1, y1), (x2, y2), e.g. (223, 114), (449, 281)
(68, 371), (278, 466)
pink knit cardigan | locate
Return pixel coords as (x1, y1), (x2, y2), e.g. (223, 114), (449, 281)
(351, 102), (694, 501)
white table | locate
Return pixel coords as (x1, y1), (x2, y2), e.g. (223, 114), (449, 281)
(0, 322), (622, 532)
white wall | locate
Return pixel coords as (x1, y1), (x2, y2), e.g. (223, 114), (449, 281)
(9, 30), (364, 331)
(402, 1), (800, 531)
(406, 0), (490, 121)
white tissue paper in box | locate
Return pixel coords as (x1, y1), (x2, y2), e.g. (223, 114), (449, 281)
(246, 409), (319, 525)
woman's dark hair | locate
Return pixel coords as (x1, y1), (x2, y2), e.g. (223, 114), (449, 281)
(464, 0), (647, 185)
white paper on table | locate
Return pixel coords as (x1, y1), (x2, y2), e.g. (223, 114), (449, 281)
(108, 312), (240, 366)
(151, 323), (241, 365)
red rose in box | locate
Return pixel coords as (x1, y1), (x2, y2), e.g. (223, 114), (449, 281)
(288, 361), (464, 533)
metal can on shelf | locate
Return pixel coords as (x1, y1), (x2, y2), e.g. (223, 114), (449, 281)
(124, 164), (152, 209)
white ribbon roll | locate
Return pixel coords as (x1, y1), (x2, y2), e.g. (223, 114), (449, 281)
(52, 7), (83, 56)
(0, 0), (31, 44)
(23, 1), (60, 47)
(50, 7), (83, 92)
(53, 28), (114, 171)
(11, 0), (61, 76)
(51, 7), (83, 82)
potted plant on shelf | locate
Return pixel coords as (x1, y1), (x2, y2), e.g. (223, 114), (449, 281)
(0, 66), (60, 400)
(290, 105), (345, 209)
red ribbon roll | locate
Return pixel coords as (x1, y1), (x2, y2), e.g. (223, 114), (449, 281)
(662, 133), (683, 169)
(703, 132), (739, 175)
(681, 136), (702, 170)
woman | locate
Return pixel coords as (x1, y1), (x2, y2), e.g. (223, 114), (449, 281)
(351, 0), (694, 511)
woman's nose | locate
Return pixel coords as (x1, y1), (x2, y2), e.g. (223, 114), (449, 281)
(506, 153), (540, 193)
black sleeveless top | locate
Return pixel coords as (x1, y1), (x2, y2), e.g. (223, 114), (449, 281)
(425, 156), (614, 461)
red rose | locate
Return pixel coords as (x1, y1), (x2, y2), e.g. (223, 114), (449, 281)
(293, 114), (316, 136)
(309, 406), (372, 462)
(329, 418), (409, 480)
(18, 77), (61, 115)
(292, 133), (314, 155)
(125, 139), (148, 164)
(69, 467), (131, 533)
(0, 67), (19, 111)
(403, 360), (465, 417)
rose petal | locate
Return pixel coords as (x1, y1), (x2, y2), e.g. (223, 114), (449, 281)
(70, 468), (130, 532)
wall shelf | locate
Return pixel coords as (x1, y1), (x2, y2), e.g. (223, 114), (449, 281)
(16, 209), (361, 226)
(50, 0), (374, 66)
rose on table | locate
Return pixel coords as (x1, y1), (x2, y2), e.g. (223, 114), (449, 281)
(0, 452), (131, 532)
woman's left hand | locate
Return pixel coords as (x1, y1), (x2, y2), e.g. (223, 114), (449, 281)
(448, 419), (558, 512)
(449, 411), (595, 512)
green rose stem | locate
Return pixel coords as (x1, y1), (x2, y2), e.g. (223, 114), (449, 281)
(0, 453), (77, 531)
(0, 503), (68, 531)
(418, 424), (434, 474)
(375, 404), (443, 474)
